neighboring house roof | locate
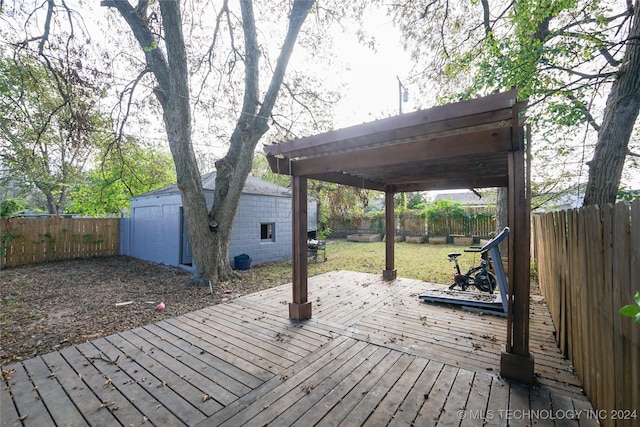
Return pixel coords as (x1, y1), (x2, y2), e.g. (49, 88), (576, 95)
(132, 171), (291, 200)
(433, 190), (496, 206)
(533, 191), (583, 212)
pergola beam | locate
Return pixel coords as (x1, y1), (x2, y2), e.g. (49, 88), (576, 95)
(264, 89), (518, 158)
(288, 128), (512, 177)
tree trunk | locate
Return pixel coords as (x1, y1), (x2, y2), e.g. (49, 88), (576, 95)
(106, 0), (314, 286)
(207, 0), (315, 283)
(42, 186), (68, 215)
(584, 2), (640, 206)
(45, 192), (58, 215)
(159, 2), (216, 287)
(163, 103), (215, 287)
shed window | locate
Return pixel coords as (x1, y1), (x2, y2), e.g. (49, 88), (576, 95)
(261, 223), (275, 241)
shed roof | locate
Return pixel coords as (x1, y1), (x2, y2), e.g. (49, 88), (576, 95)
(132, 171), (291, 200)
(264, 89), (525, 192)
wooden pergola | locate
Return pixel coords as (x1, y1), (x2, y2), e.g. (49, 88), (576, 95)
(264, 89), (534, 383)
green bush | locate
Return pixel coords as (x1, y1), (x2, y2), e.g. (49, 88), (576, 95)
(0, 199), (37, 217)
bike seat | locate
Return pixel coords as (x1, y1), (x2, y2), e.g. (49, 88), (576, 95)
(447, 253), (462, 258)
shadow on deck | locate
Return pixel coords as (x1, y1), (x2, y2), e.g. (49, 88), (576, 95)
(1, 271), (597, 426)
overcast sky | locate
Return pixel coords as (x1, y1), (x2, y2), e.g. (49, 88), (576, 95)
(330, 9), (415, 128)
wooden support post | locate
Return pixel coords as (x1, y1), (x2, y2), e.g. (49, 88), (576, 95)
(383, 188), (397, 280)
(500, 123), (534, 384)
(290, 176), (311, 320)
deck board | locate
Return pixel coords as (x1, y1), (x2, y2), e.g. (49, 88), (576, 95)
(266, 340), (374, 427)
(460, 372), (493, 427)
(413, 364), (459, 425)
(236, 338), (371, 427)
(508, 382), (532, 427)
(361, 355), (429, 427)
(336, 352), (415, 426)
(57, 344), (148, 425)
(76, 340), (188, 426)
(291, 346), (392, 427)
(3, 361), (57, 427)
(21, 356), (87, 427)
(90, 335), (209, 425)
(210, 335), (352, 427)
(156, 318), (273, 384)
(39, 351), (120, 426)
(125, 326), (242, 404)
(316, 348), (402, 427)
(485, 375), (510, 427)
(1, 271), (596, 426)
(391, 359), (445, 426)
(104, 330), (226, 413)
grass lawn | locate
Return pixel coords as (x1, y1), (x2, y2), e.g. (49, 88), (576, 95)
(247, 239), (489, 287)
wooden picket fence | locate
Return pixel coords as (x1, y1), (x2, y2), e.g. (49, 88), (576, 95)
(533, 201), (639, 426)
(0, 217), (119, 269)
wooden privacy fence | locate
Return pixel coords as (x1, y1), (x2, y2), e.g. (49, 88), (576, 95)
(1, 217), (119, 269)
(533, 201), (639, 426)
(426, 214), (496, 237)
(327, 211), (496, 238)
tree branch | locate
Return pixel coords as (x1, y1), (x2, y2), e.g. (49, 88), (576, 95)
(159, 0), (190, 103)
(258, 0), (315, 120)
(554, 31), (622, 67)
(554, 9), (632, 35)
(566, 92), (601, 132)
(480, 0), (490, 36)
(203, 0), (228, 73)
(38, 0), (54, 55)
(101, 0), (170, 102)
(541, 63), (617, 80)
(113, 66), (152, 145)
(419, 0), (439, 19)
(239, 0), (261, 117)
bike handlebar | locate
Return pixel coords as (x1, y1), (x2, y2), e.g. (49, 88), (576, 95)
(480, 227), (510, 253)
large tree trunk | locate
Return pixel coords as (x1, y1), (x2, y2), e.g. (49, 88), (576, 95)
(42, 186), (68, 215)
(584, 2), (640, 206)
(207, 0), (315, 283)
(159, 2), (217, 287)
(106, 0), (314, 286)
(45, 192), (58, 215)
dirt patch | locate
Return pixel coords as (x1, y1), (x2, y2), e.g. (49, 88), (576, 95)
(0, 256), (283, 366)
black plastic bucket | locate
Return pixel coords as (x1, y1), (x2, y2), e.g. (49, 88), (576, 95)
(234, 254), (252, 270)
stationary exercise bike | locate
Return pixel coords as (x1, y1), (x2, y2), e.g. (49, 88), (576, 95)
(447, 247), (497, 294)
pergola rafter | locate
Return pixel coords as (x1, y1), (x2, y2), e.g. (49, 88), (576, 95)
(264, 89), (534, 383)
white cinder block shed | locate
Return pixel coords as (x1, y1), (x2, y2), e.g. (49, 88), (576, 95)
(121, 172), (317, 270)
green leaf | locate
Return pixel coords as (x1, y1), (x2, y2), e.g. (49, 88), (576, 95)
(635, 291), (640, 306)
(142, 41), (158, 52)
(620, 305), (640, 317)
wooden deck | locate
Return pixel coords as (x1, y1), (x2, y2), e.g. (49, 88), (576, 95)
(1, 271), (597, 426)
